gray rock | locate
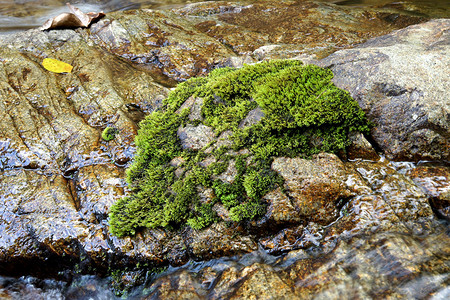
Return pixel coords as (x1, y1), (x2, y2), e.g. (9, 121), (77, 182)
(238, 106), (264, 128)
(177, 124), (215, 150)
(177, 96), (204, 121)
(318, 19), (450, 161)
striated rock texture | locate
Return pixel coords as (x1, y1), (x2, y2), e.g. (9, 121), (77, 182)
(86, 0), (427, 81)
(0, 2), (447, 297)
(141, 230), (449, 299)
(317, 19), (450, 161)
(0, 28), (169, 276)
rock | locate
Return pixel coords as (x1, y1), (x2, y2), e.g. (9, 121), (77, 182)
(284, 231), (450, 299)
(177, 124), (215, 150)
(318, 19), (450, 161)
(177, 96), (204, 121)
(346, 132), (380, 161)
(0, 27), (169, 276)
(407, 163), (450, 219)
(139, 229), (449, 299)
(86, 0), (426, 80)
(271, 154), (358, 225)
(0, 0), (442, 285)
(185, 223), (258, 260)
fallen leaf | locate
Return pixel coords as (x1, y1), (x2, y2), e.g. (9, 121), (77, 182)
(42, 58), (73, 73)
(40, 3), (105, 30)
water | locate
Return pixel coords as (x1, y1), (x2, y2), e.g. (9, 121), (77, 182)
(1, 229), (448, 298)
(0, 0), (449, 34)
(0, 0), (215, 34)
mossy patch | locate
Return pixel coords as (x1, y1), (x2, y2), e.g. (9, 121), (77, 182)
(102, 127), (119, 141)
(109, 60), (370, 237)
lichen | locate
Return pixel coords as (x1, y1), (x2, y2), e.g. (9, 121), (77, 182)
(109, 60), (370, 237)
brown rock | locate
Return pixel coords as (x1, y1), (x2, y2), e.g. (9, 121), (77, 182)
(185, 223), (257, 260)
(407, 164), (450, 219)
(271, 154), (358, 225)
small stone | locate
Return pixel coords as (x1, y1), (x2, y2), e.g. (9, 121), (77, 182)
(177, 124), (215, 150)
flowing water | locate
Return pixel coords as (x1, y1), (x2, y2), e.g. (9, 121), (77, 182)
(0, 0), (449, 34)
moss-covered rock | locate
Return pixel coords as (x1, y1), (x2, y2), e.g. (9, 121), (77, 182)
(109, 60), (371, 237)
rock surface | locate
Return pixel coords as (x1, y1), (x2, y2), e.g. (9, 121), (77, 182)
(0, 1), (448, 298)
(318, 19), (450, 161)
(86, 0), (426, 81)
(407, 163), (450, 219)
(141, 230), (449, 299)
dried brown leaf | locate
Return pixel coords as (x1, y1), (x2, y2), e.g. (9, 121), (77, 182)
(40, 3), (105, 30)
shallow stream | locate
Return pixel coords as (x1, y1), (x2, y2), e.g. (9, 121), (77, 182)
(0, 0), (449, 299)
(0, 158), (448, 298)
(0, 0), (449, 34)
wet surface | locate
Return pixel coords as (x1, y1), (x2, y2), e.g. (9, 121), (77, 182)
(0, 1), (448, 298)
(1, 0), (449, 35)
(0, 225), (448, 299)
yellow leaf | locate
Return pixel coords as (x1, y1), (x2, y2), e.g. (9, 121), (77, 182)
(42, 58), (73, 73)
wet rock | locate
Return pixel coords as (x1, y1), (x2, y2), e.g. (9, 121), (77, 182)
(0, 28), (169, 276)
(407, 163), (450, 219)
(140, 228), (449, 299)
(283, 231), (450, 299)
(334, 159), (436, 240)
(0, 0), (442, 285)
(86, 0), (426, 81)
(223, 263), (296, 299)
(270, 154), (358, 225)
(346, 132), (380, 161)
(184, 0), (426, 59)
(143, 269), (206, 299)
(185, 223), (257, 260)
(318, 19), (450, 161)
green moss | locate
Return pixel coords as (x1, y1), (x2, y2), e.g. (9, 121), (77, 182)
(109, 60), (371, 237)
(102, 127), (118, 141)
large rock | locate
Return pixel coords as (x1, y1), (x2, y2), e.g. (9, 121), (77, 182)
(0, 0), (444, 285)
(87, 0), (426, 80)
(139, 230), (449, 300)
(317, 19), (450, 161)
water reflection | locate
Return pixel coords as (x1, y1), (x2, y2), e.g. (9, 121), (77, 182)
(0, 0), (449, 34)
(0, 228), (448, 299)
(0, 0), (217, 33)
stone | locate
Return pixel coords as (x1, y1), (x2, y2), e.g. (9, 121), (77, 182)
(177, 96), (204, 121)
(407, 163), (450, 219)
(177, 124), (215, 150)
(346, 132), (380, 161)
(318, 19), (450, 161)
(139, 229), (449, 299)
(0, 0), (443, 286)
(271, 154), (358, 225)
(185, 223), (258, 260)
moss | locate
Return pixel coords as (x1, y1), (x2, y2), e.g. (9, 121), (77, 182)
(102, 127), (118, 141)
(109, 60), (371, 237)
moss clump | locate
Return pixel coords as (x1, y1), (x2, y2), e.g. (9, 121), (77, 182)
(109, 60), (370, 237)
(102, 127), (118, 141)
